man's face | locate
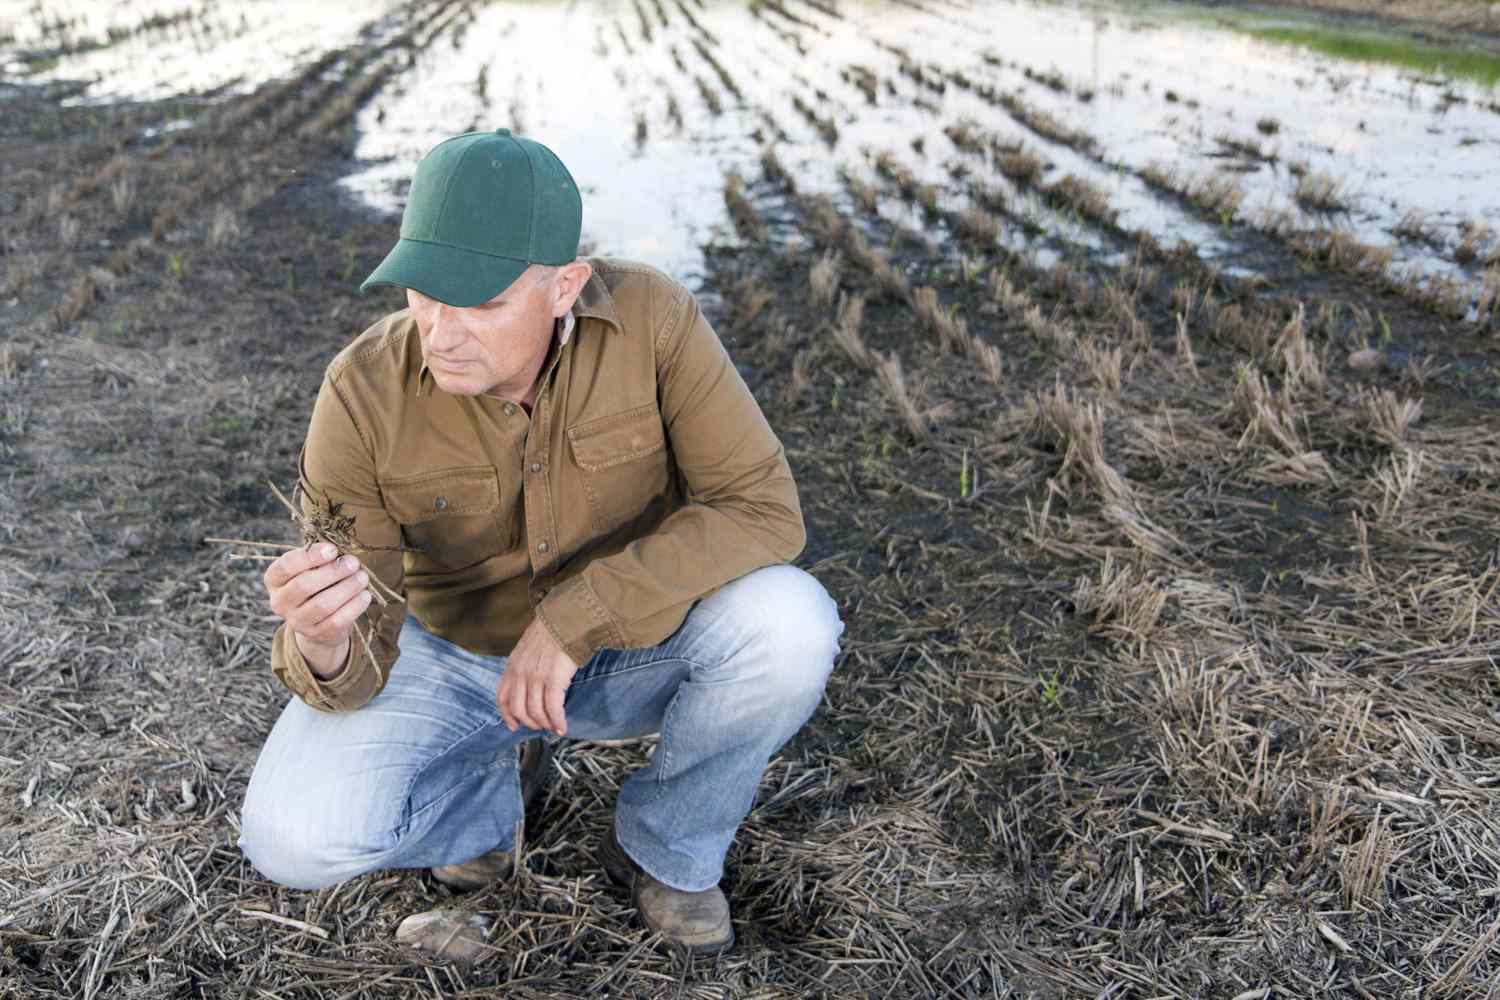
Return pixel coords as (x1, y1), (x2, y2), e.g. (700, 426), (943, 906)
(406, 267), (557, 398)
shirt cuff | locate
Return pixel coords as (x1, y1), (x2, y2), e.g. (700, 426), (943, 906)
(535, 574), (622, 668)
(271, 623), (378, 713)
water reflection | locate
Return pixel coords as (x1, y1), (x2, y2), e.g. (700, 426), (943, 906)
(5, 0), (1497, 292)
(2, 0), (407, 101)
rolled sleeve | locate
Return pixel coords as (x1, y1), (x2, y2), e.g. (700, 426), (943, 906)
(270, 621), (385, 713)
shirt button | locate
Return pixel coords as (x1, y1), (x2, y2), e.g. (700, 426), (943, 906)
(538, 587), (549, 599)
(529, 461), (543, 473)
(433, 496), (447, 511)
(538, 541), (550, 553)
(503, 403), (516, 415)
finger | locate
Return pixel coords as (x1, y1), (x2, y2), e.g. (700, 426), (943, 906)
(264, 542), (339, 589)
(524, 677), (548, 735)
(298, 588), (373, 645)
(509, 670), (539, 733)
(496, 674), (518, 731)
(276, 551), (360, 614)
(544, 682), (567, 738)
(288, 569), (369, 635)
(500, 665), (527, 731)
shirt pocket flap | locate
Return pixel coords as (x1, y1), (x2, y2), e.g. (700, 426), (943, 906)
(567, 405), (667, 472)
(380, 466), (500, 524)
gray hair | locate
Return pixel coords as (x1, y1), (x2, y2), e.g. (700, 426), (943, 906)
(529, 264), (561, 286)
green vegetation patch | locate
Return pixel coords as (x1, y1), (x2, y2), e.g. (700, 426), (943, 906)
(1245, 25), (1500, 88)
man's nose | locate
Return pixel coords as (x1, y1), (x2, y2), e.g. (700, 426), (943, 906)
(425, 302), (465, 350)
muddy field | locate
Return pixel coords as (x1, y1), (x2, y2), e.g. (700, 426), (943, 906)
(2, 0), (1500, 998)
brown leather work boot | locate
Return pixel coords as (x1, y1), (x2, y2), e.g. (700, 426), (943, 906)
(597, 826), (735, 955)
(430, 738), (554, 890)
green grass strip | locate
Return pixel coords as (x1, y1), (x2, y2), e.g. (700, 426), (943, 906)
(1246, 25), (1500, 88)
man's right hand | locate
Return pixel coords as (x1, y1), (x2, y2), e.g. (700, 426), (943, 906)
(264, 543), (372, 679)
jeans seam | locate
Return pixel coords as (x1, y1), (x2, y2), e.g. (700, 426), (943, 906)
(654, 694), (679, 789)
(392, 718), (510, 840)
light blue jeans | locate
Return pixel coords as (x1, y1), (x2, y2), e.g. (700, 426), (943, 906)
(238, 564), (843, 893)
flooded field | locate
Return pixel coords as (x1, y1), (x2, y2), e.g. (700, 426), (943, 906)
(3, 0), (1500, 997)
(9, 0), (1500, 293)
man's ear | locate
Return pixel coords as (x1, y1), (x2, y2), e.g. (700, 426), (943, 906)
(551, 260), (593, 316)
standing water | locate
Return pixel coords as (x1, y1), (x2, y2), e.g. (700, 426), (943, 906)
(5, 0), (1497, 290)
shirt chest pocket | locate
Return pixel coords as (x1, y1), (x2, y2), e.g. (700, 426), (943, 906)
(567, 404), (671, 535)
(379, 465), (516, 574)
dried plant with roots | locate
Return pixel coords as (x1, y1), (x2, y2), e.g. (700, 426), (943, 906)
(271, 481), (405, 667)
(110, 175), (135, 218)
(209, 482), (409, 676)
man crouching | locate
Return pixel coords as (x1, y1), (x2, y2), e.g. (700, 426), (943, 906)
(237, 128), (843, 957)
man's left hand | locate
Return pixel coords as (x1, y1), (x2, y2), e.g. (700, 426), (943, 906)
(497, 617), (580, 736)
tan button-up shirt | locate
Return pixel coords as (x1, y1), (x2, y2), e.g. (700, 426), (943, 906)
(271, 258), (806, 713)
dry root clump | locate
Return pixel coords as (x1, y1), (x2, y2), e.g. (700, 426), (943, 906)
(270, 481), (404, 664)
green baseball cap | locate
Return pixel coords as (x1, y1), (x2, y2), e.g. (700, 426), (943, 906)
(360, 128), (582, 307)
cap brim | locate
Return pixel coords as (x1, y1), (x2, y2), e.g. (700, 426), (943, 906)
(359, 238), (529, 308)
